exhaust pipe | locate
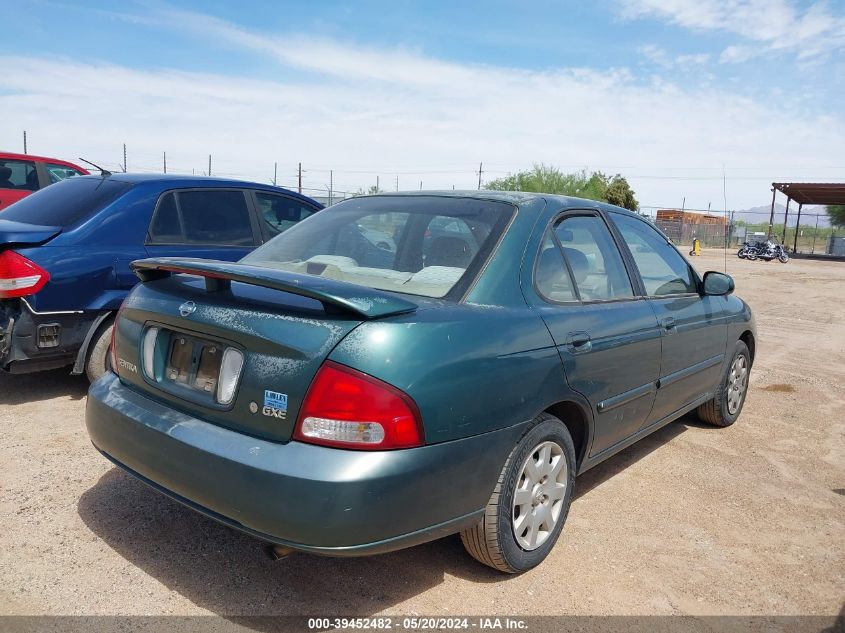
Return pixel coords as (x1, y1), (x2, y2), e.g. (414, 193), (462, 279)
(264, 544), (296, 561)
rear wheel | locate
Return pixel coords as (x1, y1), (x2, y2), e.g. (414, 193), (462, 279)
(697, 340), (750, 427)
(85, 319), (114, 383)
(778, 252), (789, 263)
(460, 414), (575, 573)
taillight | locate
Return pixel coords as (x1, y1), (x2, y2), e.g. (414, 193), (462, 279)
(216, 347), (244, 405)
(294, 361), (424, 450)
(110, 305), (124, 375)
(0, 251), (50, 299)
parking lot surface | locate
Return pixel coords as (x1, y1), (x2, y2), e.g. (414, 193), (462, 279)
(1, 251), (843, 617)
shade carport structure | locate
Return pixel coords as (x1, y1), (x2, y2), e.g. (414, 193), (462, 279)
(768, 182), (845, 253)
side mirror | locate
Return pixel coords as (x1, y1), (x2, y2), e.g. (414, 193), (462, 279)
(702, 271), (734, 296)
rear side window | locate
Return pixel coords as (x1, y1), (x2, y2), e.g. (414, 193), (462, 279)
(0, 177), (131, 226)
(554, 215), (633, 301)
(256, 192), (318, 237)
(535, 229), (576, 302)
(45, 163), (85, 184)
(148, 190), (255, 246)
(610, 212), (697, 296)
(0, 159), (39, 191)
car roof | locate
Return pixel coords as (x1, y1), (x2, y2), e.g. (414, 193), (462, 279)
(0, 151), (87, 171)
(71, 173), (319, 203)
(362, 190), (640, 217)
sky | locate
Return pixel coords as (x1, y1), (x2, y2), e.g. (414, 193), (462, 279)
(1, 0), (844, 211)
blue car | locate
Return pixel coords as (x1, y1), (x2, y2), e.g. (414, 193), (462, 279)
(0, 174), (321, 380)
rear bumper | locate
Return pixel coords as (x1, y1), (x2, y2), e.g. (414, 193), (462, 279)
(86, 373), (521, 555)
(0, 300), (95, 374)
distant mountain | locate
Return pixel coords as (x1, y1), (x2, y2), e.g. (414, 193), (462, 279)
(731, 204), (830, 227)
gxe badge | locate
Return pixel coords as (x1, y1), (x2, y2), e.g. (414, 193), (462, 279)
(179, 301), (197, 317)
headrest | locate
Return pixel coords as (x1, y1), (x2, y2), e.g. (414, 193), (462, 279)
(562, 247), (589, 284)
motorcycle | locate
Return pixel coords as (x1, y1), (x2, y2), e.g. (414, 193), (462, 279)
(737, 242), (757, 260)
(738, 239), (789, 263)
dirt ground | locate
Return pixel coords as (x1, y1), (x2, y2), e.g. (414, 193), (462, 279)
(0, 250), (843, 618)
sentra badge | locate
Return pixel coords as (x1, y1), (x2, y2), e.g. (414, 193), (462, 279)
(262, 390), (288, 419)
(117, 358), (137, 373)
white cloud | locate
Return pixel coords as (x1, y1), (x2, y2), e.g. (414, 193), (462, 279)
(1, 15), (842, 210)
(638, 45), (711, 68)
(619, 0), (845, 62)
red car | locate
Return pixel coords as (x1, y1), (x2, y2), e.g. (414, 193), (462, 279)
(0, 152), (89, 211)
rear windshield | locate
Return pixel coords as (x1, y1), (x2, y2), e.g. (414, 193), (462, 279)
(0, 177), (131, 227)
(242, 195), (515, 299)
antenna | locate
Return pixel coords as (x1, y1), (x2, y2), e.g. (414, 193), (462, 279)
(78, 158), (112, 176)
(722, 164), (728, 274)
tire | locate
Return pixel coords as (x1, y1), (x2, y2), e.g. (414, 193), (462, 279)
(460, 413), (576, 573)
(737, 249), (746, 259)
(746, 252), (757, 261)
(85, 319), (114, 383)
(697, 340), (751, 427)
(778, 253), (789, 263)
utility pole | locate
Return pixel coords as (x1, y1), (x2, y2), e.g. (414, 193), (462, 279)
(273, 162), (277, 186)
(376, 175), (380, 192)
(329, 170), (333, 205)
(395, 175), (399, 191)
(681, 197), (685, 211)
(123, 144), (127, 172)
(298, 162), (302, 194)
(208, 154), (212, 177)
(477, 162), (483, 190)
(420, 181), (423, 190)
(23, 131), (27, 154)
(163, 152), (167, 174)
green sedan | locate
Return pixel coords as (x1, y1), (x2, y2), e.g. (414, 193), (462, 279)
(86, 192), (755, 572)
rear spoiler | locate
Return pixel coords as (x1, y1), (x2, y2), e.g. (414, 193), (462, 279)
(131, 257), (418, 320)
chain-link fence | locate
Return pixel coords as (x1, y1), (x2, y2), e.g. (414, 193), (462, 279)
(654, 210), (840, 255)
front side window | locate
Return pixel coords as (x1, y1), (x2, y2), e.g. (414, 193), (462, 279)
(242, 196), (514, 299)
(148, 190), (255, 246)
(256, 192), (318, 237)
(611, 212), (697, 296)
(553, 215), (633, 301)
(0, 159), (38, 191)
(45, 163), (85, 184)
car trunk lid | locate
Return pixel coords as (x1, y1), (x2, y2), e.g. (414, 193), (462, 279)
(0, 220), (62, 247)
(113, 258), (418, 442)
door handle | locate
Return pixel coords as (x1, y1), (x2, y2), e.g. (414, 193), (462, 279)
(660, 317), (676, 331)
(565, 332), (592, 353)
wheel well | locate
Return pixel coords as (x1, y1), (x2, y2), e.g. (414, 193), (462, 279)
(740, 330), (755, 366)
(544, 401), (589, 468)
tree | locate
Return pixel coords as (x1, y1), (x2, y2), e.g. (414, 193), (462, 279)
(486, 163), (639, 211)
(826, 205), (845, 228)
(355, 185), (383, 196)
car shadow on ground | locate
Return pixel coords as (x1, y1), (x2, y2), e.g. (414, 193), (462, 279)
(77, 414), (704, 622)
(573, 413), (704, 500)
(0, 367), (87, 405)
